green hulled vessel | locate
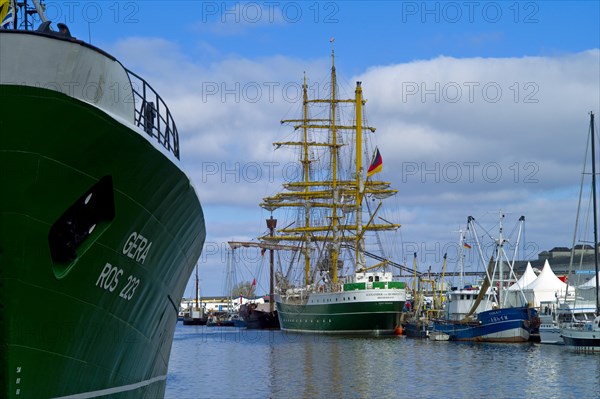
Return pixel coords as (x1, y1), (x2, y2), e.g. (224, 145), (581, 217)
(276, 277), (407, 334)
(0, 5), (205, 398)
(261, 53), (406, 334)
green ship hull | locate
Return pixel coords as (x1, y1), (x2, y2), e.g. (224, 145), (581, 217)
(0, 81), (205, 398)
(276, 286), (406, 335)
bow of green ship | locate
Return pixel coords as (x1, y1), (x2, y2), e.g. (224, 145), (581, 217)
(1, 28), (205, 399)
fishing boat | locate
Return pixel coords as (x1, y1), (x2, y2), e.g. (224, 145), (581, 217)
(209, 247), (246, 328)
(239, 301), (279, 329)
(0, 2), (205, 398)
(402, 253), (447, 338)
(560, 112), (600, 352)
(261, 52), (407, 335)
(229, 220), (283, 330)
(431, 215), (538, 342)
(182, 307), (208, 326)
(183, 264), (208, 326)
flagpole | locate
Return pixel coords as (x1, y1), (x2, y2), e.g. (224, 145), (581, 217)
(10, 0), (17, 29)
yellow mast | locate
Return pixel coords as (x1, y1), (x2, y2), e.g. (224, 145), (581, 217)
(266, 217), (277, 313)
(301, 74), (311, 286)
(330, 50), (340, 285)
(438, 253), (447, 308)
(355, 81), (364, 270)
(413, 253), (418, 298)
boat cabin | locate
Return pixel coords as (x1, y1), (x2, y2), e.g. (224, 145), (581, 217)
(342, 272), (405, 291)
(444, 286), (497, 321)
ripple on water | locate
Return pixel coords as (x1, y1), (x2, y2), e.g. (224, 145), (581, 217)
(165, 325), (600, 399)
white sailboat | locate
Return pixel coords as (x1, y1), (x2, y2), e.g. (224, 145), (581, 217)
(539, 297), (596, 345)
(560, 112), (600, 352)
(536, 261), (596, 345)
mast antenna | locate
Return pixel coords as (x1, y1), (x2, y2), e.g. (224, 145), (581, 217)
(31, 0), (48, 22)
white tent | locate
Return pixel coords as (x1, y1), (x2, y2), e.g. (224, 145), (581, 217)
(576, 272), (600, 302)
(505, 262), (538, 307)
(578, 272), (599, 288)
(509, 262), (538, 291)
(522, 260), (568, 307)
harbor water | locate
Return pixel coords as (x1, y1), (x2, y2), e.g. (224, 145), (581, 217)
(166, 323), (600, 399)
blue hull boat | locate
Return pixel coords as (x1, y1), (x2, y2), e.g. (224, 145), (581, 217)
(432, 306), (537, 342)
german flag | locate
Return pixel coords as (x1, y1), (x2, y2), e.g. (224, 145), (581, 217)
(1, 0), (15, 29)
(367, 147), (383, 177)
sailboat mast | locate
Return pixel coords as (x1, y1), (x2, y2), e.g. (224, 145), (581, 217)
(195, 263), (199, 309)
(590, 111), (600, 314)
(267, 216), (277, 313)
(301, 75), (311, 286)
(330, 50), (340, 285)
(355, 81), (365, 270)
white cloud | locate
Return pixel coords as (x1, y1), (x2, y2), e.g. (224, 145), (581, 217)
(108, 38), (600, 295)
(356, 50), (600, 190)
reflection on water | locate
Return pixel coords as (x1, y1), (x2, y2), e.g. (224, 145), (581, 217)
(166, 324), (600, 399)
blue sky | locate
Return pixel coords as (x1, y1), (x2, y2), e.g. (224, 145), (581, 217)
(41, 1), (600, 296)
(57, 1), (599, 64)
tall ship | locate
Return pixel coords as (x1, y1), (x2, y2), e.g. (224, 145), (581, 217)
(432, 215), (538, 342)
(0, 1), (205, 397)
(261, 52), (407, 335)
